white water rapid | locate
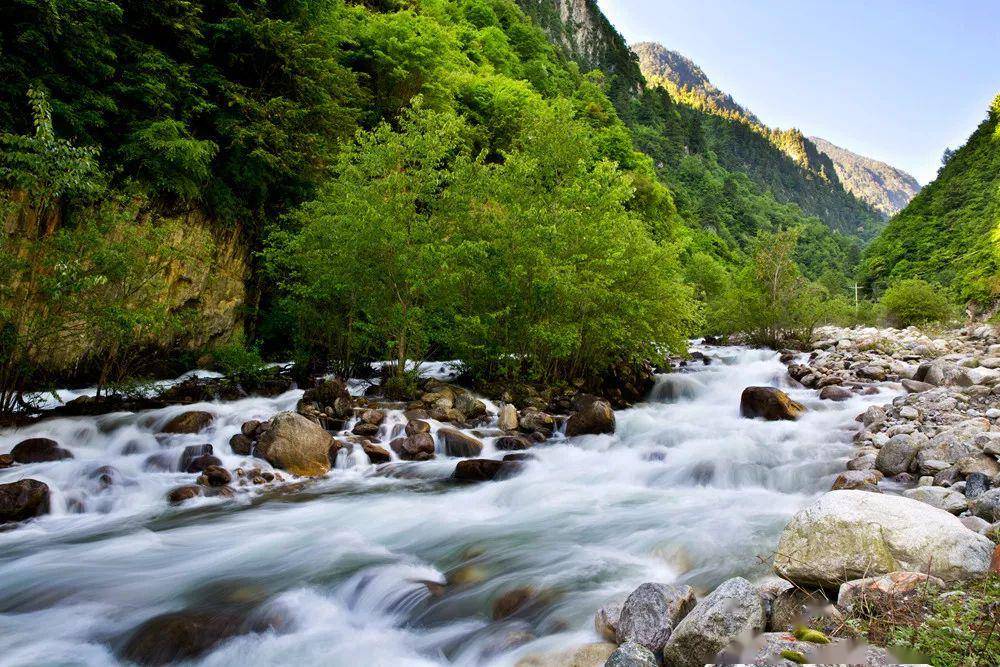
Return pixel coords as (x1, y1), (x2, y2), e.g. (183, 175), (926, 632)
(0, 344), (892, 666)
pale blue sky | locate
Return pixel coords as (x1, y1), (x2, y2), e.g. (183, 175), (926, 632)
(598, 0), (1000, 184)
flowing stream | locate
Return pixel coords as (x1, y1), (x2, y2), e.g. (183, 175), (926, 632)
(0, 345), (891, 666)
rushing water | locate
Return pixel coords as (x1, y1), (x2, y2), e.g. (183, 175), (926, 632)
(0, 345), (892, 666)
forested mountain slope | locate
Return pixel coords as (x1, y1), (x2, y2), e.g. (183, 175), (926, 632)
(810, 136), (921, 218)
(862, 96), (1000, 306)
(631, 41), (881, 239)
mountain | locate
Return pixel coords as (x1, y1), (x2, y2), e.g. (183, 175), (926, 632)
(810, 137), (921, 218)
(633, 42), (761, 125)
(628, 41), (880, 239)
(862, 95), (1000, 307)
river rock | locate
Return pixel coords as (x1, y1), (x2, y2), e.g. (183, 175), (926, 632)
(492, 587), (537, 620)
(299, 378), (352, 418)
(361, 442), (391, 464)
(162, 410), (214, 434)
(971, 488), (1000, 521)
(565, 398), (615, 437)
(167, 485), (204, 504)
(256, 411), (335, 477)
(10, 437), (74, 464)
(831, 469), (881, 492)
(874, 434), (919, 475)
(966, 472), (991, 499)
(739, 387), (805, 421)
(197, 465), (232, 487)
(405, 419), (430, 436)
(0, 479), (50, 522)
(902, 485), (968, 514)
(773, 490), (994, 586)
(179, 444), (214, 471)
(514, 642), (616, 667)
(120, 611), (246, 665)
(837, 571), (945, 614)
(495, 434), (532, 451)
(452, 458), (521, 482)
(518, 409), (555, 436)
(819, 385), (852, 401)
(497, 404), (518, 431)
(594, 600), (624, 642)
(901, 378), (935, 393)
(660, 577), (765, 667)
(616, 582), (696, 652)
(229, 433), (253, 456)
(438, 428), (483, 457)
(185, 454), (223, 474)
(604, 641), (657, 667)
(390, 433), (436, 461)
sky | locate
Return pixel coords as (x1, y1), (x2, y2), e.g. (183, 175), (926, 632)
(597, 0), (1000, 184)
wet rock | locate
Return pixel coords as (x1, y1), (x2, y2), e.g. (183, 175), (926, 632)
(453, 392), (487, 419)
(502, 452), (535, 462)
(594, 600), (624, 642)
(241, 420), (262, 437)
(438, 428), (483, 458)
(605, 640), (657, 667)
(831, 469), (881, 492)
(389, 433), (436, 461)
(179, 444), (214, 471)
(185, 454), (223, 474)
(351, 421), (380, 437)
(404, 419), (430, 437)
(661, 577), (766, 667)
(837, 571), (945, 614)
(162, 411), (214, 434)
(256, 411), (335, 477)
(518, 409), (555, 436)
(299, 378), (352, 418)
(497, 404), (518, 431)
(0, 453), (14, 468)
(565, 398), (615, 437)
(0, 479), (50, 522)
(902, 486), (968, 514)
(739, 387), (805, 421)
(167, 485), (204, 504)
(492, 587), (537, 620)
(10, 437), (73, 464)
(360, 408), (385, 425)
(495, 434), (533, 451)
(229, 433), (253, 456)
(143, 452), (177, 472)
(773, 490), (994, 587)
(617, 582), (696, 652)
(197, 465), (232, 487)
(361, 442), (391, 464)
(452, 458), (521, 482)
(120, 611), (247, 665)
(819, 385), (853, 401)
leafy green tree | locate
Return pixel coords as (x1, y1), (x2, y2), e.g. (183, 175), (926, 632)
(879, 278), (954, 328)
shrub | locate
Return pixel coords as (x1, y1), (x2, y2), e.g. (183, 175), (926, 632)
(879, 278), (953, 327)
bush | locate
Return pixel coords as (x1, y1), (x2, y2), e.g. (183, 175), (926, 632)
(879, 279), (953, 327)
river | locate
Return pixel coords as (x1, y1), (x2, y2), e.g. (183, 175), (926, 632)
(0, 344), (890, 666)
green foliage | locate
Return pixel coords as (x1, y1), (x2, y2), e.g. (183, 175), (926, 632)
(887, 576), (1000, 667)
(268, 102), (698, 381)
(207, 342), (269, 384)
(863, 96), (1000, 305)
(879, 278), (954, 327)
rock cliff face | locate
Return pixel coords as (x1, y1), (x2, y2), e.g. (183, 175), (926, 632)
(515, 0), (643, 95)
(2, 194), (247, 371)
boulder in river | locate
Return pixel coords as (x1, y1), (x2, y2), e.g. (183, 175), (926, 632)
(167, 485), (204, 504)
(162, 410), (214, 434)
(256, 411), (335, 477)
(229, 433), (253, 456)
(739, 387), (804, 421)
(389, 433), (436, 461)
(818, 385), (853, 402)
(0, 479), (50, 522)
(660, 577), (766, 667)
(513, 642), (616, 667)
(10, 437), (73, 464)
(565, 398), (615, 437)
(120, 611), (247, 665)
(616, 582), (696, 652)
(299, 378), (352, 418)
(361, 442), (391, 464)
(452, 458), (522, 482)
(874, 434), (919, 476)
(197, 466), (232, 487)
(179, 444), (214, 471)
(518, 409), (555, 436)
(773, 490), (994, 587)
(497, 404), (518, 431)
(495, 434), (533, 451)
(594, 599), (624, 642)
(405, 419), (430, 436)
(438, 428), (483, 457)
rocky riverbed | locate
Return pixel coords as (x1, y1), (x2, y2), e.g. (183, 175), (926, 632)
(0, 331), (997, 666)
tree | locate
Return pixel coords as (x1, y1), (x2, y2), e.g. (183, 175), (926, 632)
(880, 279), (953, 328)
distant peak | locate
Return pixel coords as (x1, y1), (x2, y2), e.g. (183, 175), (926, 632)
(809, 136), (921, 217)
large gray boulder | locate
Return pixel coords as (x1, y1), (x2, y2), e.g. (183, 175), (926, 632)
(256, 411), (334, 477)
(874, 434), (919, 475)
(660, 577), (765, 667)
(616, 583), (696, 652)
(773, 490), (994, 587)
